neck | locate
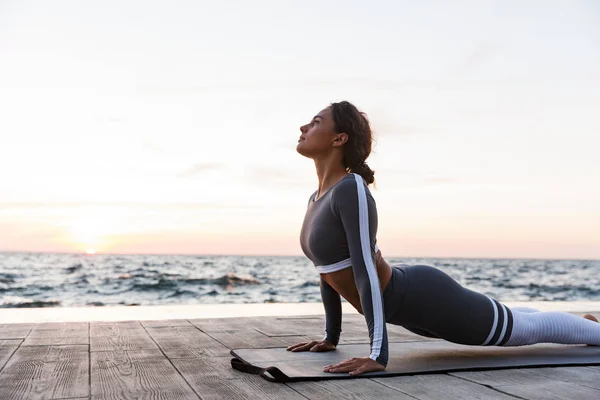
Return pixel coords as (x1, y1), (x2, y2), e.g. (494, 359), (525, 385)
(314, 154), (347, 198)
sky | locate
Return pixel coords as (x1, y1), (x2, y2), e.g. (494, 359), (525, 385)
(0, 0), (599, 259)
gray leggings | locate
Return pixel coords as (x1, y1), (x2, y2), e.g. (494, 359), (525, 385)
(382, 265), (513, 345)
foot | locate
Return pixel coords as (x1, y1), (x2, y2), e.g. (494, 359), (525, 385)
(583, 314), (598, 323)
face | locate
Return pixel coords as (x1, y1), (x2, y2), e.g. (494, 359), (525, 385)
(296, 107), (347, 158)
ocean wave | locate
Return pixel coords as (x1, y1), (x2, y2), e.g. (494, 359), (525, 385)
(0, 272), (21, 283)
(165, 289), (199, 298)
(0, 253), (598, 307)
(182, 272), (260, 286)
(0, 296), (61, 308)
(295, 281), (319, 288)
(130, 277), (179, 291)
(64, 263), (83, 273)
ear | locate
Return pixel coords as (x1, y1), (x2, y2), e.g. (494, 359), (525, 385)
(332, 133), (348, 147)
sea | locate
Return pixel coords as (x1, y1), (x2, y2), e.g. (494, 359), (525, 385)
(0, 252), (599, 308)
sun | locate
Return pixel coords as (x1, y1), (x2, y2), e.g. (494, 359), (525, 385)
(85, 248), (97, 255)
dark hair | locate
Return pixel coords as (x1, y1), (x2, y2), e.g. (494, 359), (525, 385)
(329, 101), (376, 185)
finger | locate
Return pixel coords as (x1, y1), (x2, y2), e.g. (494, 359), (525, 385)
(290, 342), (315, 352)
(310, 343), (328, 352)
(291, 344), (312, 352)
(331, 358), (356, 367)
(349, 367), (366, 376)
(323, 357), (356, 370)
(326, 363), (358, 373)
(285, 342), (307, 351)
(324, 360), (359, 373)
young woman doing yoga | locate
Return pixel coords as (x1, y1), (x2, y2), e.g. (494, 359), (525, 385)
(286, 100), (600, 376)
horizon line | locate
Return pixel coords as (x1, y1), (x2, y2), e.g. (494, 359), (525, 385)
(0, 250), (597, 262)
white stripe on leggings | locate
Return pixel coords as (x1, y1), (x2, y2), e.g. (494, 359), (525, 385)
(494, 303), (509, 345)
(481, 297), (498, 345)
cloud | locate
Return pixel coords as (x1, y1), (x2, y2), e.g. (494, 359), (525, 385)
(420, 177), (459, 185)
(246, 167), (313, 187)
(178, 163), (222, 178)
(446, 42), (499, 79)
(0, 202), (256, 211)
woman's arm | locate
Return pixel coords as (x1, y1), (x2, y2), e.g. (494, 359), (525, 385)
(332, 174), (388, 367)
(320, 276), (342, 346)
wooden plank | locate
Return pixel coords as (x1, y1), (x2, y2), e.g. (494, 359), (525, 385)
(174, 357), (306, 400)
(0, 345), (88, 400)
(453, 368), (600, 399)
(91, 321), (147, 337)
(254, 318), (326, 337)
(289, 378), (414, 399)
(172, 356), (243, 381)
(24, 323), (89, 346)
(204, 329), (286, 349)
(372, 373), (519, 400)
(141, 319), (193, 328)
(0, 341), (20, 372)
(90, 334), (158, 352)
(523, 366), (600, 390)
(23, 337), (89, 346)
(90, 349), (199, 400)
(177, 378), (308, 400)
(451, 368), (571, 387)
(90, 321), (159, 352)
(494, 380), (600, 400)
(0, 340), (21, 346)
(271, 335), (314, 347)
(146, 326), (231, 358)
(0, 324), (34, 339)
(189, 317), (257, 332)
(31, 322), (88, 331)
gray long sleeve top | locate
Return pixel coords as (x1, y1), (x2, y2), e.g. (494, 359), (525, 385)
(300, 173), (388, 367)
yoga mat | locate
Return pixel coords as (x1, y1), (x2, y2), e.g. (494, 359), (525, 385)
(230, 340), (600, 382)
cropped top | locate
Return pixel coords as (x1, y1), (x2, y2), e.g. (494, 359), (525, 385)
(299, 173), (388, 367)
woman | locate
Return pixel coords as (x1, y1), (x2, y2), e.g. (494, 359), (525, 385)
(286, 100), (600, 376)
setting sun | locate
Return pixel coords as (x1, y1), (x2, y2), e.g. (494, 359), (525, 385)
(85, 249), (96, 255)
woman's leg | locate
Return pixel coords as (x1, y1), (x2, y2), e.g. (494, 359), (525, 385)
(390, 265), (600, 346)
(389, 265), (508, 345)
(504, 309), (600, 346)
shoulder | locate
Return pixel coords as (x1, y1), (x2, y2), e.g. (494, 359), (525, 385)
(332, 174), (369, 197)
(331, 174), (375, 207)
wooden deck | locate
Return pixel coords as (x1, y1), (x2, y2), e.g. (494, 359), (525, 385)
(0, 312), (599, 400)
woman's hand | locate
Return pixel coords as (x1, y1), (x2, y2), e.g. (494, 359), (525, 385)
(286, 339), (336, 352)
(323, 356), (385, 376)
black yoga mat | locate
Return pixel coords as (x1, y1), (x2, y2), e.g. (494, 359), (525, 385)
(230, 340), (600, 382)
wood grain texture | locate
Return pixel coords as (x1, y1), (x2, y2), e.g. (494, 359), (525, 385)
(289, 378), (415, 399)
(177, 372), (308, 400)
(0, 345), (88, 400)
(141, 319), (194, 328)
(451, 368), (570, 387)
(90, 334), (159, 352)
(0, 341), (20, 373)
(90, 321), (147, 337)
(204, 329), (285, 349)
(0, 313), (598, 400)
(0, 324), (34, 340)
(146, 326), (231, 358)
(24, 323), (89, 346)
(90, 349), (199, 399)
(493, 380), (600, 400)
(373, 373), (520, 400)
(172, 356), (244, 382)
(528, 366), (600, 390)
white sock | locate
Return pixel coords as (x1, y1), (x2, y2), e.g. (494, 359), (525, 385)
(504, 310), (600, 346)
